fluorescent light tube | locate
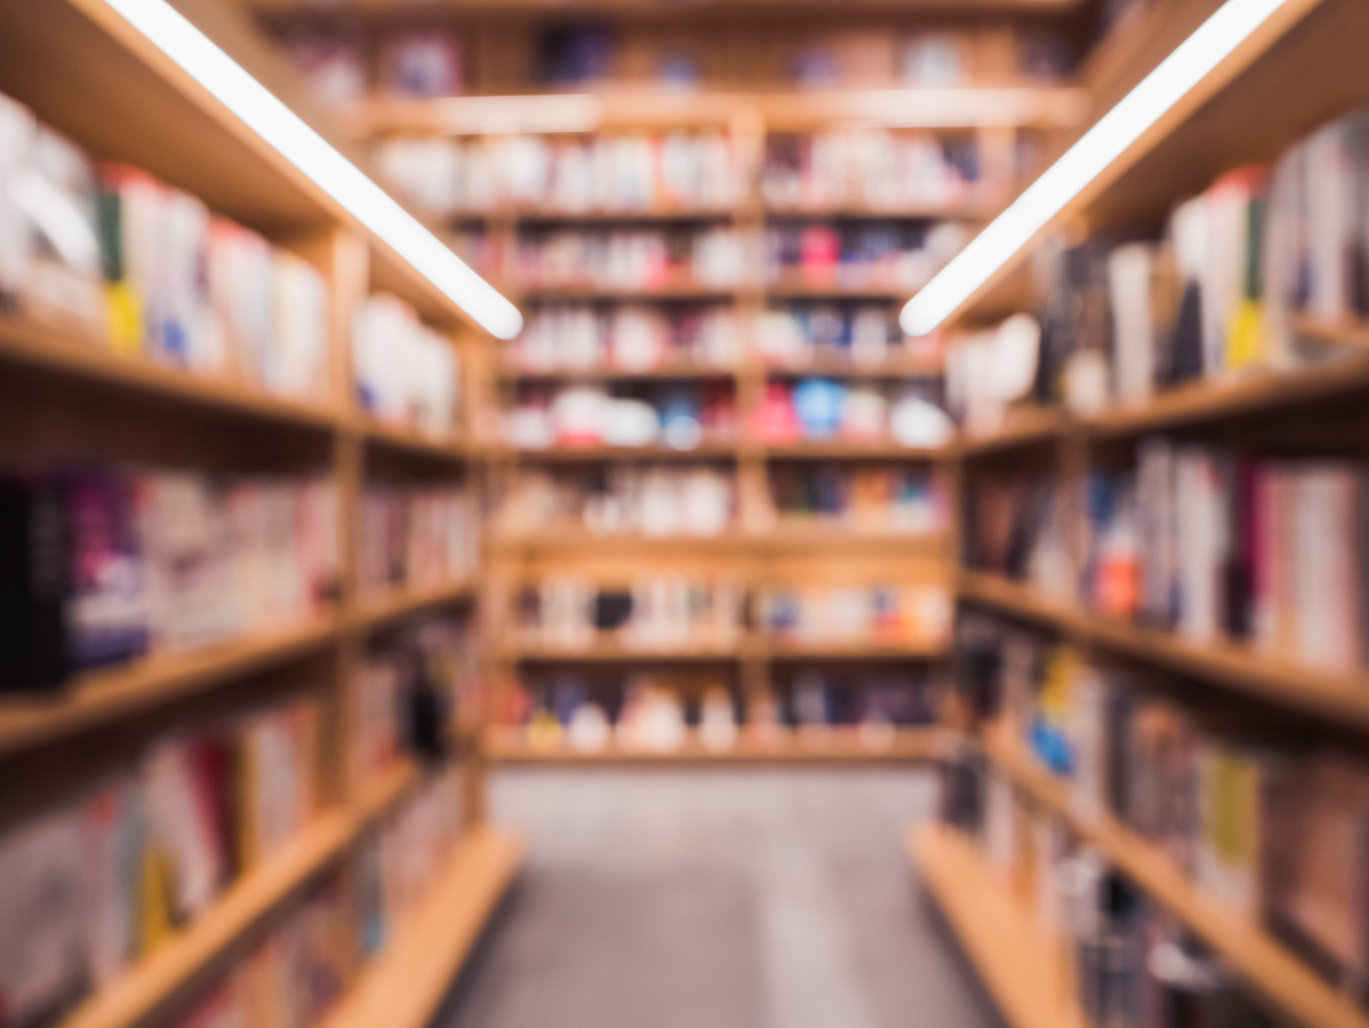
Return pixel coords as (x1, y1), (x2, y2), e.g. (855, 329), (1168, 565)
(900, 0), (1301, 337)
(97, 0), (524, 340)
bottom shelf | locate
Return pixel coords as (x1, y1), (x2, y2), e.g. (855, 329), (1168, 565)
(322, 826), (524, 1028)
(485, 726), (943, 766)
(908, 823), (1085, 1028)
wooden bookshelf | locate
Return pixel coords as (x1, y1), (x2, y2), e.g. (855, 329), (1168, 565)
(486, 726), (942, 765)
(909, 822), (1086, 1028)
(57, 758), (420, 1028)
(321, 826), (524, 1028)
(982, 737), (1369, 1028)
(496, 361), (737, 382)
(0, 6), (516, 1028)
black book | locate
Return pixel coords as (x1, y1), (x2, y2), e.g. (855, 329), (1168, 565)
(0, 476), (70, 691)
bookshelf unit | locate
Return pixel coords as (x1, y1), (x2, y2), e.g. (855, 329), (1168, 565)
(243, 0), (1093, 766)
(0, 3), (518, 1028)
(911, 1), (1369, 1027)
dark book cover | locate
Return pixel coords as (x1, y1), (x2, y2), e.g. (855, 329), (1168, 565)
(0, 475), (70, 691)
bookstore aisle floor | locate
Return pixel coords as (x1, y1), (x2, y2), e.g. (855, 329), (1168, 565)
(437, 770), (1003, 1028)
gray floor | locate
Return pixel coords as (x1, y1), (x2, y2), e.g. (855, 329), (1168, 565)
(438, 769), (1004, 1028)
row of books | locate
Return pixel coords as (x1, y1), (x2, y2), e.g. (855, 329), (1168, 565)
(508, 303), (940, 374)
(0, 469), (338, 691)
(357, 484), (479, 601)
(513, 575), (745, 651)
(350, 615), (474, 784)
(762, 132), (987, 213)
(982, 100), (1369, 422)
(1084, 440), (1369, 671)
(752, 380), (955, 449)
(290, 24), (465, 105)
(962, 470), (1072, 600)
(502, 669), (934, 753)
(0, 89), (331, 403)
(374, 128), (993, 220)
(375, 132), (743, 217)
(509, 304), (740, 373)
(956, 612), (1369, 1001)
(765, 220), (966, 294)
(353, 294), (460, 439)
(171, 764), (466, 1028)
(503, 382), (735, 451)
(0, 694), (320, 1027)
(757, 583), (951, 647)
(511, 226), (746, 292)
(938, 746), (1270, 1028)
(361, 764), (465, 951)
(753, 304), (940, 368)
(769, 463), (946, 534)
(500, 464), (734, 538)
(289, 19), (1071, 96)
(175, 873), (351, 1028)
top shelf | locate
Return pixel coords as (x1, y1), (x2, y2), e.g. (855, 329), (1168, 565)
(248, 0), (1089, 20)
(948, 0), (1369, 327)
(342, 87), (1090, 137)
(0, 0), (480, 332)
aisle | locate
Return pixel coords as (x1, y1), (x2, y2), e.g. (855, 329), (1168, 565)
(436, 769), (1004, 1028)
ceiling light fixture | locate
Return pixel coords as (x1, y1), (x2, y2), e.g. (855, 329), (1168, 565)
(900, 0), (1308, 337)
(96, 0), (524, 340)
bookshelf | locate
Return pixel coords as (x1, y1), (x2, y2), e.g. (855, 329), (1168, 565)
(912, 1), (1369, 1026)
(0, 4), (517, 1028)
(979, 737), (1369, 1028)
(253, 0), (1051, 762)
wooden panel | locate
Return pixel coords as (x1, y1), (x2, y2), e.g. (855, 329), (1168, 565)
(909, 822), (1085, 1028)
(0, 618), (339, 762)
(486, 725), (943, 764)
(320, 827), (524, 1028)
(984, 738), (1369, 1028)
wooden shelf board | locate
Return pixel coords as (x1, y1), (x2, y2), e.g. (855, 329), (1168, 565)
(252, 0), (1088, 20)
(58, 810), (354, 1028)
(321, 826), (523, 1028)
(351, 581), (478, 630)
(0, 314), (342, 432)
(501, 442), (740, 461)
(765, 279), (912, 300)
(763, 358), (943, 379)
(343, 87), (1088, 137)
(957, 569), (1087, 632)
(0, 617), (339, 761)
(909, 822), (1084, 1028)
(486, 726), (941, 765)
(983, 738), (1369, 1028)
(763, 640), (950, 661)
(764, 202), (997, 221)
(502, 641), (748, 663)
(354, 417), (468, 460)
(951, 406), (1071, 458)
(496, 362), (737, 382)
(760, 440), (944, 460)
(516, 282), (742, 301)
(490, 527), (949, 552)
(1087, 350), (1369, 437)
(957, 570), (1369, 734)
